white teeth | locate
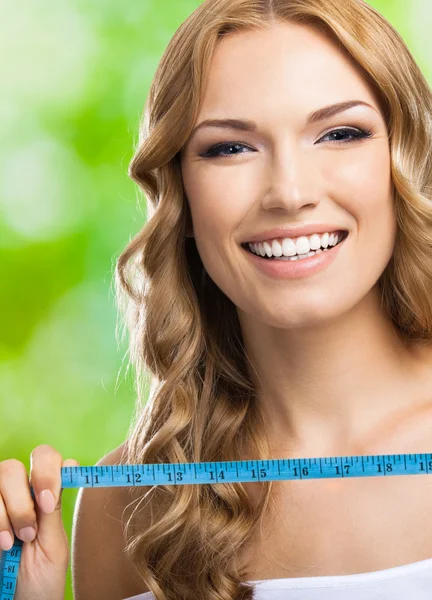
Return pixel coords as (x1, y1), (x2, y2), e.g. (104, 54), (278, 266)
(295, 236), (310, 255)
(282, 238), (296, 256)
(308, 234), (322, 251)
(321, 232), (329, 249)
(247, 231), (344, 258)
(271, 240), (283, 257)
(263, 241), (272, 257)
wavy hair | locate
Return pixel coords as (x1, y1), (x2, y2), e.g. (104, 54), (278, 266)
(114, 0), (432, 598)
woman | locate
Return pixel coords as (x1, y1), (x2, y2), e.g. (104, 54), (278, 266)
(2, 0), (432, 598)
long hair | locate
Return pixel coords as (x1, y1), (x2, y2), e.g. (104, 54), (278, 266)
(114, 1), (432, 598)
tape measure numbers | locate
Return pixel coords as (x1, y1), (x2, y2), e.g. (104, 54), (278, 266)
(2, 451), (432, 600)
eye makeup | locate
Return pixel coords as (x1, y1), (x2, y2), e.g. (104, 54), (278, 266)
(197, 126), (374, 159)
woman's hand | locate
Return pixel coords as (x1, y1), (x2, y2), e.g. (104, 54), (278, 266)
(0, 445), (79, 600)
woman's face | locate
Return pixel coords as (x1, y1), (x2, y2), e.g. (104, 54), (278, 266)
(180, 21), (395, 330)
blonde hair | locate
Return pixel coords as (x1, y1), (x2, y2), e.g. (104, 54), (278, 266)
(114, 0), (432, 598)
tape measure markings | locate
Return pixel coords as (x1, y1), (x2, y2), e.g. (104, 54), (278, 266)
(1, 451), (432, 600)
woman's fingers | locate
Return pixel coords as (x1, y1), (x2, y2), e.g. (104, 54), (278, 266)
(29, 445), (78, 560)
(30, 444), (63, 513)
(0, 447), (80, 599)
(0, 447), (80, 557)
(0, 459), (38, 546)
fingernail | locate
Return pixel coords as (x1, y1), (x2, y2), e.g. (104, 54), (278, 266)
(38, 489), (56, 514)
(18, 526), (36, 543)
(0, 530), (13, 551)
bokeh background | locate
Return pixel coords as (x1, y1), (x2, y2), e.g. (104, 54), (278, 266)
(0, 1), (430, 598)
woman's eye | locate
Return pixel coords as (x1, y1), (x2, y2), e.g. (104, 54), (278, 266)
(199, 127), (374, 159)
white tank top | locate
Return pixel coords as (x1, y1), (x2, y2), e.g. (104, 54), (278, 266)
(123, 556), (432, 599)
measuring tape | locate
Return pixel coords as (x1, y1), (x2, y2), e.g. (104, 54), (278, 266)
(2, 451), (432, 599)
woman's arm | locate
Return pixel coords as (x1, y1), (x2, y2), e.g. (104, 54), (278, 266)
(71, 444), (150, 600)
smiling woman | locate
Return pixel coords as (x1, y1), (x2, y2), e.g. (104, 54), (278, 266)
(90, 0), (432, 599)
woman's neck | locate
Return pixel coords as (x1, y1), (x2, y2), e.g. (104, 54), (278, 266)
(239, 287), (432, 456)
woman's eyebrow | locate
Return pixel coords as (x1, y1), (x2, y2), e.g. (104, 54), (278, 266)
(188, 99), (377, 141)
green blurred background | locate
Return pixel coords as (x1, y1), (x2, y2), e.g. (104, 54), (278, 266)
(0, 1), (430, 598)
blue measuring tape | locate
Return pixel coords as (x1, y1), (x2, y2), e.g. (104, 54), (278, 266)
(1, 451), (432, 599)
